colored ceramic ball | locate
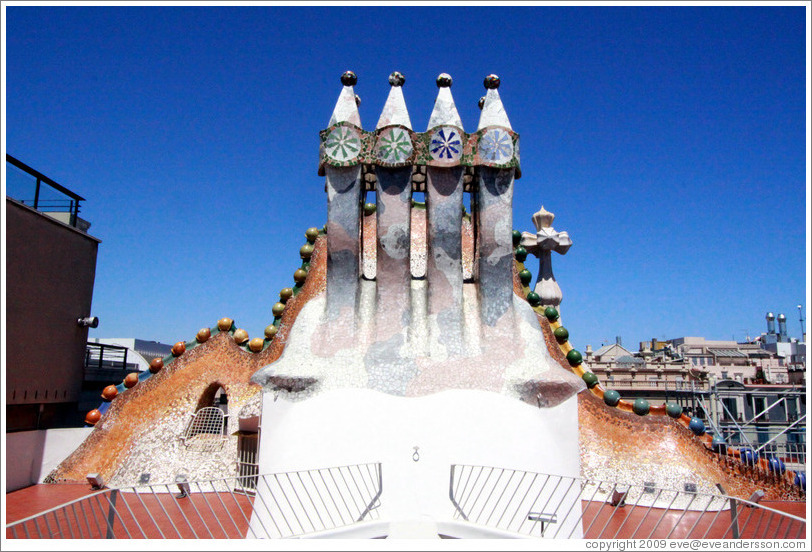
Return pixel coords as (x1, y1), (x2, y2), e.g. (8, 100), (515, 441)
(264, 324), (279, 339)
(712, 435), (727, 454)
(688, 417), (705, 436)
(581, 372), (599, 388)
(436, 73), (452, 88)
(300, 243), (314, 260)
(149, 358), (164, 374)
(172, 341), (186, 356)
(544, 306), (559, 322)
(305, 227), (320, 243)
(248, 338), (264, 353)
(603, 389), (621, 407)
(363, 202), (377, 216)
(355, 94), (361, 107)
(665, 402), (683, 419)
(768, 457), (786, 474)
(633, 398), (650, 416)
(478, 96), (486, 110)
(526, 291), (541, 306)
(196, 327), (211, 343)
(512, 229), (522, 246)
(233, 328), (249, 344)
(794, 472), (806, 488)
(101, 385), (118, 401)
(519, 269), (533, 286)
(85, 409), (102, 425)
(294, 268), (308, 284)
(484, 74), (500, 89)
(124, 372), (139, 388)
(340, 71), (357, 86)
(553, 326), (569, 343)
(280, 288), (294, 303)
(740, 448), (758, 465)
(272, 302), (286, 318)
(217, 317), (233, 331)
(566, 349), (583, 367)
(514, 246), (528, 262)
(388, 71), (405, 87)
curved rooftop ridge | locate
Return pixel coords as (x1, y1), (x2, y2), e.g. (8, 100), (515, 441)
(512, 244), (805, 491)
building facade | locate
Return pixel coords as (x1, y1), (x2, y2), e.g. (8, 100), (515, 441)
(5, 155), (101, 431)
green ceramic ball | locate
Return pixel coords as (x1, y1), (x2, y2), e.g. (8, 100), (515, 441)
(293, 268), (308, 284)
(633, 398), (650, 416)
(272, 302), (286, 317)
(514, 246), (528, 262)
(305, 227), (320, 243)
(512, 230), (522, 246)
(526, 291), (541, 306)
(553, 326), (569, 343)
(300, 243), (314, 259)
(603, 389), (621, 407)
(544, 306), (559, 321)
(665, 402), (683, 419)
(566, 349), (583, 367)
(519, 269), (533, 287)
(582, 372), (599, 388)
(363, 202), (377, 216)
(279, 287), (294, 303)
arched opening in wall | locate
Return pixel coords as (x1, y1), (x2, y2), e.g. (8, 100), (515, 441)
(182, 383), (229, 451)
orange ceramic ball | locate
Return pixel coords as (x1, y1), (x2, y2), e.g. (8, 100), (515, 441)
(172, 341), (186, 356)
(101, 385), (118, 401)
(264, 325), (278, 339)
(218, 317), (233, 331)
(233, 328), (249, 344)
(149, 358), (163, 373)
(85, 409), (102, 425)
(248, 337), (264, 352)
(123, 372), (139, 388)
(196, 327), (211, 343)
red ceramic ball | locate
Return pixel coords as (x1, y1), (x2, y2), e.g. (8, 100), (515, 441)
(101, 385), (118, 401)
(149, 358), (163, 373)
(172, 341), (186, 356)
(85, 409), (102, 425)
(123, 372), (139, 388)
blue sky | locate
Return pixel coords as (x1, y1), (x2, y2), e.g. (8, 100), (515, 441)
(4, 3), (809, 351)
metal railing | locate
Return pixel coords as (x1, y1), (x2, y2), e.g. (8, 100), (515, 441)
(6, 154), (84, 228)
(84, 343), (132, 380)
(449, 465), (806, 539)
(6, 463), (382, 539)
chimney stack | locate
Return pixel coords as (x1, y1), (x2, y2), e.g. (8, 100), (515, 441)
(777, 313), (788, 343)
(766, 312), (776, 335)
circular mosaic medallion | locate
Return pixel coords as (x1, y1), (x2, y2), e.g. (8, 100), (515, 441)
(478, 128), (514, 163)
(429, 127), (463, 162)
(324, 126), (362, 163)
(376, 127), (413, 164)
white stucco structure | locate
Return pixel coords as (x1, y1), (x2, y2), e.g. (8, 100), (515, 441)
(250, 388), (582, 538)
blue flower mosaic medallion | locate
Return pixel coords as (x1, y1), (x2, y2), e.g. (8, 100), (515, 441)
(325, 126), (362, 163)
(429, 127), (463, 162)
(376, 127), (413, 164)
(478, 128), (514, 164)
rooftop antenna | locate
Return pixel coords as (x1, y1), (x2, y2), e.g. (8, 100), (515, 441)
(799, 304), (806, 343)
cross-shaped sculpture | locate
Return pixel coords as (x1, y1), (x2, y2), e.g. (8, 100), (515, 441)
(521, 206), (572, 310)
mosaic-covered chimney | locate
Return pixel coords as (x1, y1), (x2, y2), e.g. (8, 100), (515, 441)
(318, 71), (523, 347)
(253, 71), (583, 407)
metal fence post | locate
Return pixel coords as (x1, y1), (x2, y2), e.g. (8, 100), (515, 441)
(729, 497), (740, 539)
(106, 490), (118, 539)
